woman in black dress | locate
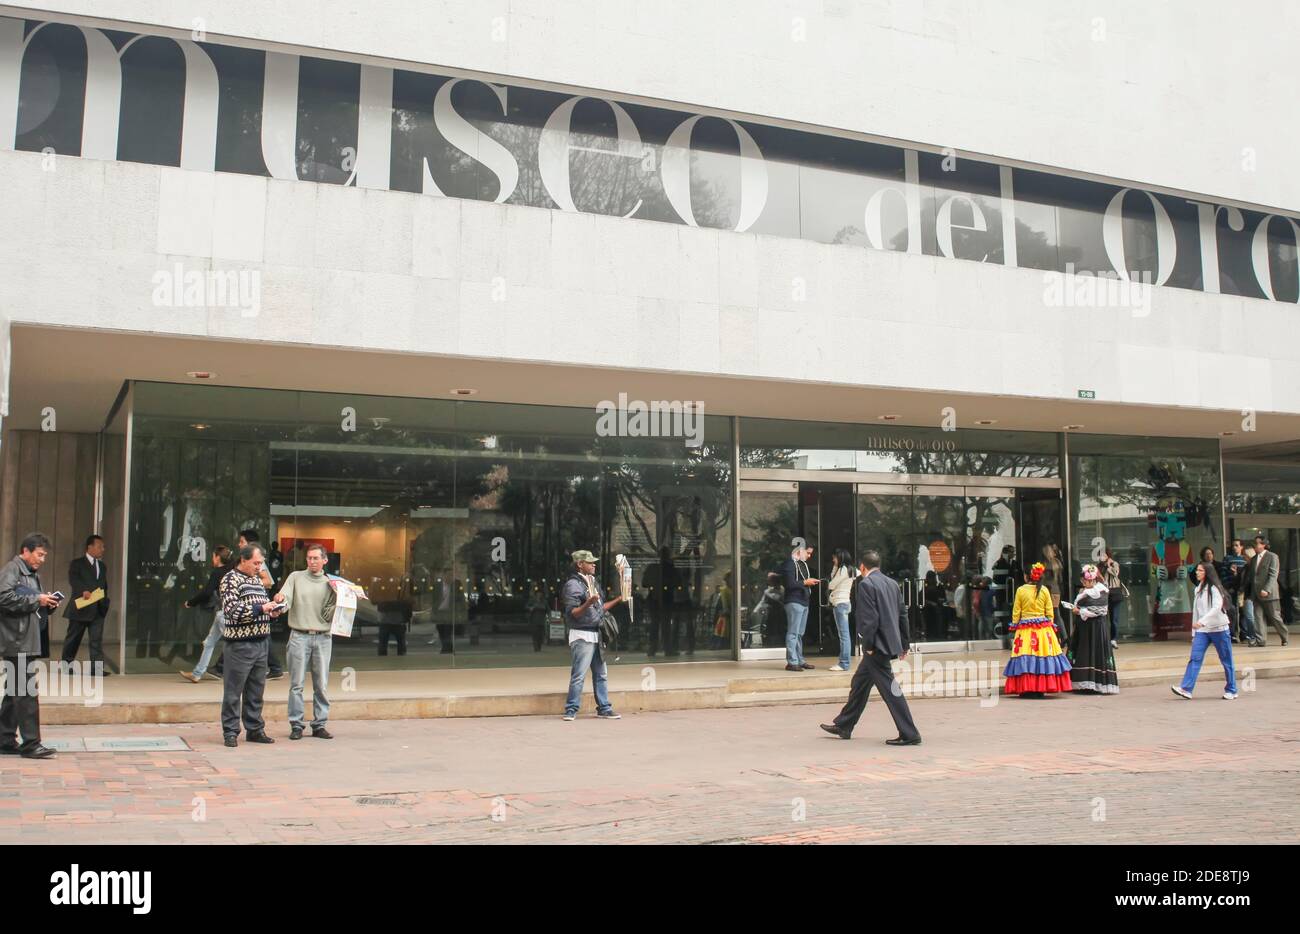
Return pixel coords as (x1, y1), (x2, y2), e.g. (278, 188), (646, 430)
(1068, 564), (1119, 694)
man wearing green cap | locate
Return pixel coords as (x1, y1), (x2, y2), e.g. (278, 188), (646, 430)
(562, 549), (625, 721)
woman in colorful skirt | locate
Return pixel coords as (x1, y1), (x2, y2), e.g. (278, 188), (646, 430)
(1003, 562), (1072, 697)
(1067, 564), (1119, 694)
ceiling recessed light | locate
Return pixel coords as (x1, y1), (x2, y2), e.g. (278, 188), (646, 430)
(186, 371), (214, 379)
(1063, 424), (1085, 430)
(451, 388), (478, 396)
(878, 414), (899, 421)
(190, 423), (210, 431)
(975, 419), (997, 425)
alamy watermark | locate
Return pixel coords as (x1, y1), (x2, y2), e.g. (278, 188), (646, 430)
(1, 659), (104, 707)
(1042, 263), (1152, 315)
(595, 393), (705, 448)
(151, 263), (262, 317)
(892, 653), (1003, 707)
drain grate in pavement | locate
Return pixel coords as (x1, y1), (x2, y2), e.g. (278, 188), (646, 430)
(45, 736), (192, 752)
(354, 795), (412, 807)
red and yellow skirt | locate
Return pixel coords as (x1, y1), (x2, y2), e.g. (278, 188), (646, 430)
(1003, 616), (1073, 694)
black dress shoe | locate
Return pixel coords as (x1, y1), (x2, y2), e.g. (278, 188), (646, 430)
(800, 663), (815, 670)
(820, 723), (850, 739)
(311, 727), (334, 740)
(245, 731), (275, 744)
(289, 726), (304, 741)
(784, 664), (803, 671)
(0, 743), (20, 755)
(21, 744), (56, 758)
(885, 736), (922, 746)
(223, 735), (238, 747)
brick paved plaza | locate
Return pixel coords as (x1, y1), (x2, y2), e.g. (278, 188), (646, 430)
(3, 678), (1298, 845)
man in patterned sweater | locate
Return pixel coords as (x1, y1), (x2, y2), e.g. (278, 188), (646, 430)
(218, 544), (281, 747)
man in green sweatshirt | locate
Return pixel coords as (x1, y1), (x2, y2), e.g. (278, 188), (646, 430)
(273, 543), (335, 740)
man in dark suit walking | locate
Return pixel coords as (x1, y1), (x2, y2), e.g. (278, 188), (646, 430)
(61, 534), (112, 675)
(821, 549), (921, 745)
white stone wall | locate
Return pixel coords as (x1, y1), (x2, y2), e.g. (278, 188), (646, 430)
(1, 150), (1294, 416)
(2, 0), (1296, 212)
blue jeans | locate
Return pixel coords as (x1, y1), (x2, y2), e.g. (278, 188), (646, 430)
(287, 630), (333, 729)
(1240, 598), (1258, 640)
(785, 602), (809, 666)
(832, 603), (851, 668)
(191, 611), (224, 679)
(1180, 629), (1237, 695)
(565, 638), (612, 716)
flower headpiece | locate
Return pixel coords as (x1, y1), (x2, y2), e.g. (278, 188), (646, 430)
(1029, 562), (1045, 582)
(1081, 563), (1099, 580)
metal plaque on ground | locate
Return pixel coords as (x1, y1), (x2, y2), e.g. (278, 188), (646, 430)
(80, 736), (193, 752)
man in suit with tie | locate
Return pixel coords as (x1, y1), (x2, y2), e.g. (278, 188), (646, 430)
(821, 549), (921, 745)
(1246, 535), (1290, 647)
(61, 534), (112, 675)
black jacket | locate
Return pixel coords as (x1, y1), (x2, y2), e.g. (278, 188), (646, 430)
(64, 555), (110, 621)
(853, 570), (910, 658)
(779, 556), (812, 606)
(187, 564), (231, 610)
(0, 555), (43, 656)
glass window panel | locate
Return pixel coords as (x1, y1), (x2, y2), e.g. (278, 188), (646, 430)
(1068, 434), (1222, 645)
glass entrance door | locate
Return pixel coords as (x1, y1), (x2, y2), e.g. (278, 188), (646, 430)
(741, 475), (1061, 657)
(738, 479), (855, 658)
(855, 483), (1058, 651)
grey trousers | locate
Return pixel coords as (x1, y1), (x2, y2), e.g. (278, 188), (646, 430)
(833, 648), (920, 740)
(221, 638), (269, 738)
(1252, 599), (1290, 645)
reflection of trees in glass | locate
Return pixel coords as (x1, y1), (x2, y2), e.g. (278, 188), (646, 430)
(742, 497), (798, 577)
(295, 59), (359, 184)
(1227, 492), (1300, 513)
(1070, 455), (1222, 582)
(602, 441), (732, 603)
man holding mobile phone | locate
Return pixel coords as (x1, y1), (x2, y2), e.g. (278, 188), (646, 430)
(780, 544), (820, 671)
(217, 544), (279, 747)
(0, 532), (61, 759)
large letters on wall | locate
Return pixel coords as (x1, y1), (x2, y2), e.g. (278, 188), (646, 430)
(1, 17), (1297, 302)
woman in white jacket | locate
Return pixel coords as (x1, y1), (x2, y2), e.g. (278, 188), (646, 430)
(826, 548), (857, 671)
(1171, 561), (1238, 700)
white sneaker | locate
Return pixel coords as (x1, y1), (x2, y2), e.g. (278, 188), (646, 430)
(561, 713), (576, 721)
(1110, 640), (1118, 649)
(1170, 685), (1192, 699)
(1222, 691), (1238, 700)
(829, 665), (848, 672)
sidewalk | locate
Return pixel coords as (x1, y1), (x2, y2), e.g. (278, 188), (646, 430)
(41, 642), (1300, 724)
(5, 679), (1299, 844)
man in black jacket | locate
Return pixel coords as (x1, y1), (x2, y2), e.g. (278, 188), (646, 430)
(821, 550), (921, 745)
(61, 534), (111, 675)
(0, 533), (61, 759)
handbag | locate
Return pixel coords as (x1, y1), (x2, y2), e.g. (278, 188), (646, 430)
(599, 610), (619, 650)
